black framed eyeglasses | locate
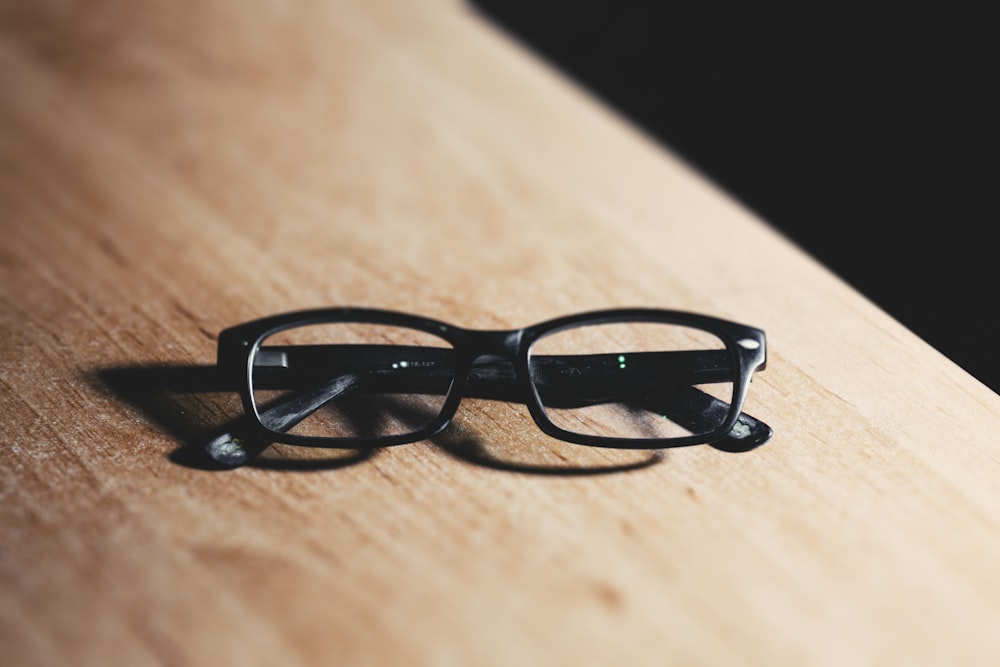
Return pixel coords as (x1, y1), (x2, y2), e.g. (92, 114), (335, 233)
(216, 307), (771, 454)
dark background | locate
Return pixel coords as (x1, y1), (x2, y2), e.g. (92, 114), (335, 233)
(471, 2), (998, 393)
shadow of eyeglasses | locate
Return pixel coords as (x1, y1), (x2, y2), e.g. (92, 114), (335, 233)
(89, 364), (667, 475)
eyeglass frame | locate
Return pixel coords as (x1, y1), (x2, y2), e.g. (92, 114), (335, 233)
(217, 307), (770, 451)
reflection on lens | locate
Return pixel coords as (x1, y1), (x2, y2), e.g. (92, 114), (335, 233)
(528, 322), (735, 440)
(250, 323), (455, 440)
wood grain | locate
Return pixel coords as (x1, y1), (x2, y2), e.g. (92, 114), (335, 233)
(3, 1), (1000, 665)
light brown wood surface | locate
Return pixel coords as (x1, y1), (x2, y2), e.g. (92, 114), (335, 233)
(3, 1), (1000, 665)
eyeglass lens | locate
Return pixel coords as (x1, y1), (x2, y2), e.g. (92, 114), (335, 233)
(528, 322), (735, 439)
(250, 323), (457, 439)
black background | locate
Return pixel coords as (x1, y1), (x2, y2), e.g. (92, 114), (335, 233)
(471, 2), (997, 393)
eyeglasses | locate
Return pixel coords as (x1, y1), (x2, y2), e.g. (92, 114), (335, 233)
(215, 307), (771, 455)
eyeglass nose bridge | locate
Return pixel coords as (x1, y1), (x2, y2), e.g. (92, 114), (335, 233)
(442, 328), (530, 406)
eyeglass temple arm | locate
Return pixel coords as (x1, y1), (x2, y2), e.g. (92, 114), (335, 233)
(243, 345), (770, 447)
(205, 374), (363, 465)
(631, 391), (771, 451)
(467, 359), (770, 451)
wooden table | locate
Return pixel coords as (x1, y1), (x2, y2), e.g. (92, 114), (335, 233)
(3, 1), (1000, 664)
